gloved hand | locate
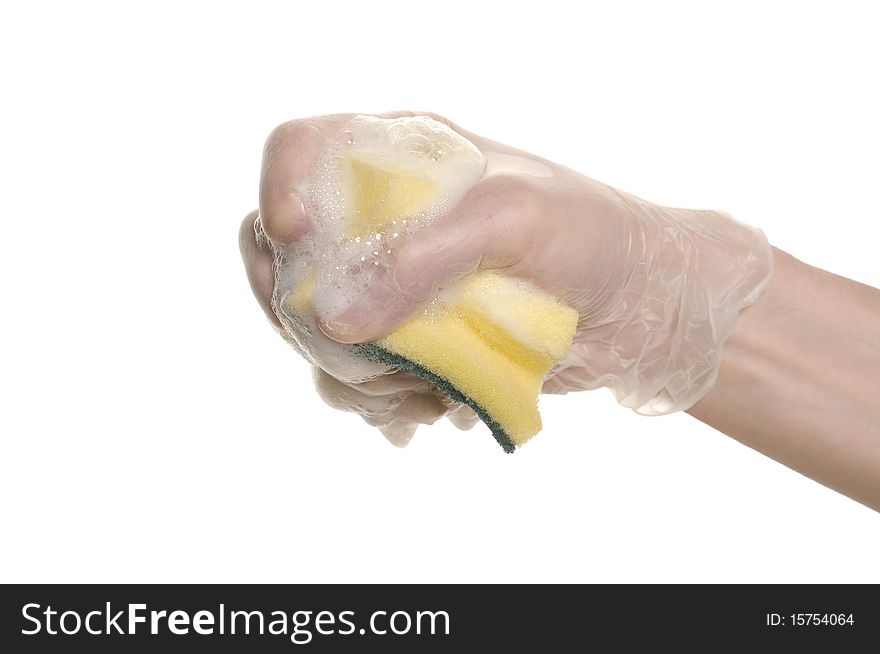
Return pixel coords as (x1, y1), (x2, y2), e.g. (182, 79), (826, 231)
(240, 204), (480, 447)
(240, 112), (772, 443)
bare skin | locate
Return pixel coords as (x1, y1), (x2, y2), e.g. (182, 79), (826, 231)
(241, 112), (880, 510)
(688, 248), (880, 510)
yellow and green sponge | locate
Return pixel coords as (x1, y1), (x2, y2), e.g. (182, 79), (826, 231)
(355, 271), (578, 452)
(288, 147), (578, 451)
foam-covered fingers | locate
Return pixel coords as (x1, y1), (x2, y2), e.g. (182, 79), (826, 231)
(260, 112), (489, 250)
(259, 121), (322, 245)
(258, 120), (331, 246)
(318, 174), (535, 344)
(239, 210), (279, 328)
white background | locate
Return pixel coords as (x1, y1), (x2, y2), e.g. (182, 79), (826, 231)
(1, 1), (878, 582)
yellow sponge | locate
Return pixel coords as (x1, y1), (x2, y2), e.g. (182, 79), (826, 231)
(360, 271), (578, 451)
(345, 155), (437, 238)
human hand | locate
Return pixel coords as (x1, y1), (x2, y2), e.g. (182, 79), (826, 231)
(241, 111), (771, 446)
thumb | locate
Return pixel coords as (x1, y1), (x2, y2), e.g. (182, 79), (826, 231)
(317, 175), (532, 344)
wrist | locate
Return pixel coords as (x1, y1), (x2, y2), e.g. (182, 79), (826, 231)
(689, 246), (879, 421)
(593, 204), (773, 414)
(685, 247), (880, 510)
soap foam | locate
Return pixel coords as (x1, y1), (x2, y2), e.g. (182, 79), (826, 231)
(272, 115), (487, 383)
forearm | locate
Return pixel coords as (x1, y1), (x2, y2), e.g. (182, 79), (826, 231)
(688, 248), (880, 510)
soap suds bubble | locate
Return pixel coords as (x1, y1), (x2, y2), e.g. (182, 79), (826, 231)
(272, 115), (486, 383)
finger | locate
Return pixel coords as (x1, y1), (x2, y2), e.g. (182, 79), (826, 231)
(318, 174), (537, 343)
(393, 392), (448, 425)
(258, 118), (342, 246)
(378, 421), (417, 448)
(312, 368), (447, 446)
(446, 404), (480, 431)
(350, 370), (435, 397)
(238, 210), (280, 328)
(379, 393), (448, 447)
(313, 367), (395, 419)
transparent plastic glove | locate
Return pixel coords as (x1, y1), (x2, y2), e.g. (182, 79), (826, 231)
(241, 112), (772, 441)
